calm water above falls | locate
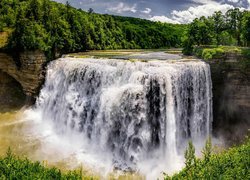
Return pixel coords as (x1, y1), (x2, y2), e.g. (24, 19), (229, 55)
(31, 57), (212, 178)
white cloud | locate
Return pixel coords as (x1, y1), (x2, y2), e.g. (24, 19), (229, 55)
(150, 15), (180, 24)
(107, 2), (137, 13)
(227, 0), (239, 3)
(149, 2), (249, 24)
(141, 8), (152, 14)
(172, 3), (235, 23)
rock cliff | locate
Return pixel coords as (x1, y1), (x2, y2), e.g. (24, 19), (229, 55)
(208, 57), (250, 144)
(0, 51), (46, 98)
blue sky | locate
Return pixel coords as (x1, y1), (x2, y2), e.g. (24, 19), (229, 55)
(54, 0), (250, 23)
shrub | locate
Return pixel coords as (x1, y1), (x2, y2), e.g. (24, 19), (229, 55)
(165, 137), (250, 180)
(0, 148), (84, 179)
(184, 141), (196, 168)
(201, 48), (225, 60)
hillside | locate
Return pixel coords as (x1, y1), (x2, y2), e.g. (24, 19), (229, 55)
(0, 0), (187, 59)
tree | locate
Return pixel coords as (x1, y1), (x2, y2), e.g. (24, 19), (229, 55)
(212, 11), (225, 45)
(88, 8), (94, 14)
(226, 8), (243, 46)
(41, 0), (51, 26)
(27, 0), (42, 21)
(242, 11), (250, 46)
(198, 16), (213, 45)
(184, 141), (196, 169)
(202, 137), (212, 163)
(2, 0), (187, 57)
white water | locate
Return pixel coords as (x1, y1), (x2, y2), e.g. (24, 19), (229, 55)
(31, 57), (212, 178)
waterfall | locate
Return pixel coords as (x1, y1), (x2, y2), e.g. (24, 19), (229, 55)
(35, 57), (212, 174)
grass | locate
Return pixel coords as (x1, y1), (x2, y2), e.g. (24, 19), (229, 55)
(0, 148), (94, 180)
(165, 136), (250, 180)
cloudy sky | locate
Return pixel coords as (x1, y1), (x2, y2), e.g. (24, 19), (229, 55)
(54, 0), (250, 24)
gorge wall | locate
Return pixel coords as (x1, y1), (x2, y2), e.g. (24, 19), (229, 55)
(0, 51), (46, 101)
(0, 70), (26, 112)
(208, 56), (250, 144)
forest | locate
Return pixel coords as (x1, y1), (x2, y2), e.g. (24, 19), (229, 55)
(0, 0), (186, 59)
(183, 8), (250, 55)
(1, 0), (249, 59)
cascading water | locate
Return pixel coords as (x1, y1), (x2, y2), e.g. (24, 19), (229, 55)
(35, 57), (212, 177)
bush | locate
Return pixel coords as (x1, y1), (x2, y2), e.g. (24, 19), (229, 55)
(165, 137), (250, 180)
(0, 148), (84, 179)
(201, 48), (225, 60)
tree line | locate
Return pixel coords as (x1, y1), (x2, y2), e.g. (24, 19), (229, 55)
(0, 0), (186, 59)
(183, 8), (250, 55)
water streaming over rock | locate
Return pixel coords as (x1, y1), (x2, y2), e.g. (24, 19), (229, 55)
(35, 57), (212, 173)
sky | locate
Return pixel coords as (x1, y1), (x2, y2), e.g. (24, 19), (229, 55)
(54, 0), (250, 24)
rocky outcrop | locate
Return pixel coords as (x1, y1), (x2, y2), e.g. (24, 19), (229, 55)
(208, 57), (250, 145)
(0, 51), (46, 98)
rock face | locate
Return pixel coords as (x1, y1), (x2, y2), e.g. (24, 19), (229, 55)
(0, 70), (26, 112)
(0, 51), (46, 99)
(208, 58), (250, 145)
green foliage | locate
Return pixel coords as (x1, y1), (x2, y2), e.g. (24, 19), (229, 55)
(0, 0), (187, 58)
(184, 9), (250, 54)
(0, 148), (84, 179)
(192, 46), (204, 57)
(242, 12), (250, 46)
(193, 46), (250, 61)
(165, 137), (250, 180)
(184, 141), (196, 169)
(202, 137), (212, 163)
(202, 48), (225, 60)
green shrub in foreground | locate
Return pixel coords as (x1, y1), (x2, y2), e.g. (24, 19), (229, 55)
(165, 137), (250, 180)
(0, 149), (84, 180)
